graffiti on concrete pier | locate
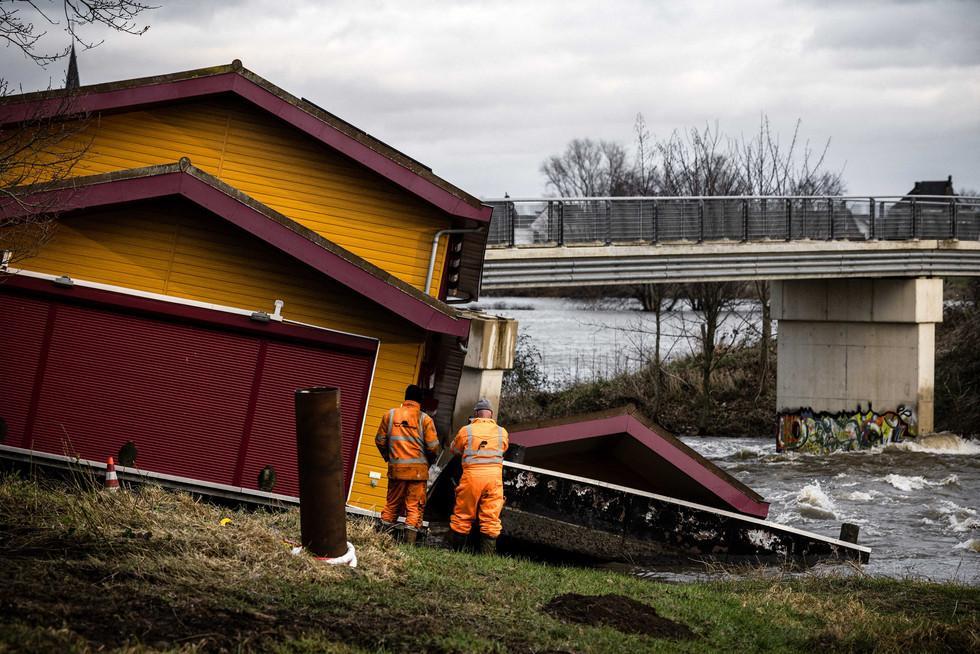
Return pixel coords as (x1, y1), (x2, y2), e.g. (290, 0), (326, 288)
(777, 405), (916, 453)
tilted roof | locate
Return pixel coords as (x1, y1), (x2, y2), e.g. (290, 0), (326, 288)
(0, 161), (471, 337)
(508, 405), (769, 518)
(0, 60), (492, 223)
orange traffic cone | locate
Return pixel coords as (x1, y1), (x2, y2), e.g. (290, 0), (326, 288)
(104, 456), (119, 492)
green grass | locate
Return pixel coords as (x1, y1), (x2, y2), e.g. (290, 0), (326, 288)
(1, 474), (976, 653)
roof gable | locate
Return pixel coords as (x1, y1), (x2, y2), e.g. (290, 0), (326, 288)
(0, 61), (492, 223)
(508, 405), (769, 518)
(0, 161), (470, 337)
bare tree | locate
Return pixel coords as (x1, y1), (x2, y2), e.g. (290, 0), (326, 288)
(734, 115), (845, 197)
(0, 97), (87, 264)
(540, 114), (663, 198)
(1, 1), (152, 67)
(541, 138), (632, 197)
(630, 113), (660, 195)
(539, 114), (846, 431)
(1, 1), (155, 269)
(732, 115), (846, 395)
(657, 123), (747, 197)
(634, 282), (680, 416)
(685, 281), (748, 433)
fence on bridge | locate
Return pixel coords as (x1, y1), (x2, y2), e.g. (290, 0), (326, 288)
(485, 196), (980, 247)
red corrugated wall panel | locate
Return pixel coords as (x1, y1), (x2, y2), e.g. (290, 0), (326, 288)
(240, 340), (373, 497)
(0, 294), (50, 443)
(28, 302), (259, 483)
(0, 288), (375, 496)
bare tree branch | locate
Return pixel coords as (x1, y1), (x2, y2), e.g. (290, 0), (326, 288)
(1, 1), (156, 273)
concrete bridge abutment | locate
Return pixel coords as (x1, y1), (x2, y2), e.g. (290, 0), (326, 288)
(773, 277), (943, 452)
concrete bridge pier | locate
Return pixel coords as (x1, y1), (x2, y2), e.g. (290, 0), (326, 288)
(451, 312), (519, 431)
(773, 277), (943, 452)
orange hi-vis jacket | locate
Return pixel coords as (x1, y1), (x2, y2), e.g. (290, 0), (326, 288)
(375, 400), (440, 481)
(449, 417), (509, 538)
(450, 418), (509, 470)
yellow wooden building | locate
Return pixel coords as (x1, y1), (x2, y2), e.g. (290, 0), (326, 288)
(0, 61), (494, 511)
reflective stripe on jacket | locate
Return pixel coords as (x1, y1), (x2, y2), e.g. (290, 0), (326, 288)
(375, 401), (440, 479)
(450, 418), (508, 469)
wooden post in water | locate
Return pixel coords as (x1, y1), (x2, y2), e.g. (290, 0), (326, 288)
(295, 386), (347, 558)
(839, 522), (860, 544)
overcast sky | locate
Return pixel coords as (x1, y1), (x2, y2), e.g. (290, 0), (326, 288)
(5, 0), (979, 198)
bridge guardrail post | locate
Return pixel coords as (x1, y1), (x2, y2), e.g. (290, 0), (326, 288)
(698, 199), (705, 243)
(951, 198), (958, 240)
(557, 201), (564, 246)
(801, 198), (807, 238)
(761, 198), (768, 238)
(546, 201), (553, 243)
(785, 198), (792, 241)
(911, 198), (918, 239)
(605, 200), (612, 245)
(828, 198), (835, 240)
(652, 199), (659, 244)
(869, 198), (876, 240)
(741, 198), (749, 242)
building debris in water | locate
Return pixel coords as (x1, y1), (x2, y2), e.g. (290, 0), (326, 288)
(430, 405), (871, 565)
(506, 405), (770, 518)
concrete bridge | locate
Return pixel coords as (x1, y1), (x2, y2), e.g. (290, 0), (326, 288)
(479, 195), (980, 450)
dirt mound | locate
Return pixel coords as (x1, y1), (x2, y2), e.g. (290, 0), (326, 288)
(542, 593), (694, 640)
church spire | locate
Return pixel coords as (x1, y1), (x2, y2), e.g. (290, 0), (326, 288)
(65, 45), (80, 90)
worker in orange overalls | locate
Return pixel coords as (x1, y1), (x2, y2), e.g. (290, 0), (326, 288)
(448, 398), (509, 554)
(375, 385), (441, 545)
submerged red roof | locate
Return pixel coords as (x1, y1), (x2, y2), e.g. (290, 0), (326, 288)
(508, 405), (769, 518)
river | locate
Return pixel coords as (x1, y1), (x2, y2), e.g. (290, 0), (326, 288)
(469, 295), (762, 386)
(476, 296), (980, 584)
(677, 435), (980, 584)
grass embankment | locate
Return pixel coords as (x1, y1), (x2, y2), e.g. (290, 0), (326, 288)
(502, 342), (776, 437)
(2, 476), (977, 653)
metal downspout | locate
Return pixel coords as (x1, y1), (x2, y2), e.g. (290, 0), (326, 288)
(424, 227), (484, 297)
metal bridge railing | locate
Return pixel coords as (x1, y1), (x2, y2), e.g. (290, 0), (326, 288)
(484, 196), (980, 248)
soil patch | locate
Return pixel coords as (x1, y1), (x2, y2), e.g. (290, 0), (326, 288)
(0, 555), (524, 653)
(543, 593), (694, 640)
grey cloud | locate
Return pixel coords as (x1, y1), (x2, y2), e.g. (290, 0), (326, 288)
(2, 0), (978, 196)
(804, 0), (980, 68)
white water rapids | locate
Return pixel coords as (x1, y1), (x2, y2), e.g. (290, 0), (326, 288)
(682, 435), (980, 584)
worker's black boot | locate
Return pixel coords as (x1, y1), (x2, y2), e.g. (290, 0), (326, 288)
(479, 535), (497, 556)
(404, 528), (418, 546)
(447, 529), (466, 551)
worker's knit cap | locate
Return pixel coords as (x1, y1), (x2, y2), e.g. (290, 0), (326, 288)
(473, 398), (494, 414)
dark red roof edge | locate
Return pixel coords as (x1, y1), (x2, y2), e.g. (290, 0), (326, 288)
(509, 408), (770, 518)
(0, 64), (492, 223)
(0, 275), (379, 354)
(0, 164), (471, 338)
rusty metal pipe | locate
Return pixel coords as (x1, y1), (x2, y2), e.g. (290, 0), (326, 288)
(295, 386), (347, 557)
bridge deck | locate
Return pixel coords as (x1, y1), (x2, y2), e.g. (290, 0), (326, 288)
(480, 195), (980, 288)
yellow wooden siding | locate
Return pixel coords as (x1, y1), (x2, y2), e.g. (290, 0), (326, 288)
(44, 97), (451, 295)
(12, 198), (437, 509)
